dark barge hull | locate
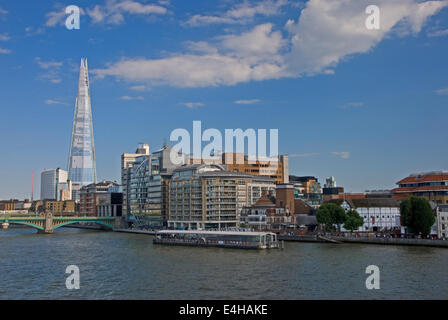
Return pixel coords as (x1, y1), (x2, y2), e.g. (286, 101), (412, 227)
(153, 238), (262, 249)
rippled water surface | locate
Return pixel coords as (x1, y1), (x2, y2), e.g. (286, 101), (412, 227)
(0, 227), (447, 299)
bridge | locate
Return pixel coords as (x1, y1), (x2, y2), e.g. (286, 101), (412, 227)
(0, 212), (118, 234)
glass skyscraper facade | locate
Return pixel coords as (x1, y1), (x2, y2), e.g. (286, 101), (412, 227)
(68, 58), (97, 193)
(123, 144), (181, 228)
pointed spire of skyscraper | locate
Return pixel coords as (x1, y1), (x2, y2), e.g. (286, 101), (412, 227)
(68, 58), (97, 200)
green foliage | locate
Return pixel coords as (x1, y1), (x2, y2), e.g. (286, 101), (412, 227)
(343, 209), (364, 232)
(400, 197), (435, 236)
(316, 203), (347, 231)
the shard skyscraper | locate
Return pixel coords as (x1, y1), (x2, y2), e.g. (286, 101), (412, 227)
(68, 58), (97, 200)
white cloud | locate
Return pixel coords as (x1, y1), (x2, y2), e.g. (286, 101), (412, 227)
(0, 7), (8, 15)
(220, 23), (286, 58)
(428, 28), (448, 37)
(186, 15), (236, 26)
(436, 87), (448, 95)
(0, 47), (11, 54)
(93, 0), (448, 88)
(120, 95), (144, 100)
(45, 9), (67, 27)
(25, 26), (45, 36)
(289, 153), (320, 158)
(185, 0), (289, 26)
(115, 1), (166, 14)
(87, 0), (167, 24)
(35, 57), (64, 83)
(35, 57), (63, 69)
(181, 102), (205, 109)
(407, 0), (448, 33)
(286, 0), (448, 76)
(332, 152), (350, 159)
(0, 33), (10, 41)
(92, 23), (289, 87)
(129, 85), (149, 91)
(45, 99), (68, 105)
(339, 101), (364, 109)
(234, 99), (261, 104)
(185, 41), (218, 54)
(44, 1), (167, 27)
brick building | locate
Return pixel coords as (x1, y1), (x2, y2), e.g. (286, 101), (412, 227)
(391, 171), (448, 204)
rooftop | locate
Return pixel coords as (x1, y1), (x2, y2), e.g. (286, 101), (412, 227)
(327, 197), (399, 208)
(397, 171), (448, 184)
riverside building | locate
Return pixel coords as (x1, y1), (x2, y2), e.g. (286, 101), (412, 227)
(40, 168), (69, 200)
(391, 171), (448, 204)
(188, 152), (289, 184)
(79, 180), (119, 216)
(124, 144), (183, 228)
(437, 205), (448, 239)
(240, 190), (293, 230)
(328, 194), (401, 232)
(168, 164), (275, 230)
(121, 143), (150, 218)
(289, 175), (322, 205)
(223, 153), (289, 184)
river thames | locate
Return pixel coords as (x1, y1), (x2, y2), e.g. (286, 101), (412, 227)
(0, 227), (447, 300)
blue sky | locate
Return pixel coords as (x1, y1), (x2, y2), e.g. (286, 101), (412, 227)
(0, 0), (447, 200)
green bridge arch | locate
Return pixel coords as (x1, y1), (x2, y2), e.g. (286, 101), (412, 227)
(53, 220), (115, 230)
(4, 221), (44, 230)
(1, 218), (115, 232)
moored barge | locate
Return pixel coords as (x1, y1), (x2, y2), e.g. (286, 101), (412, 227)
(153, 230), (280, 249)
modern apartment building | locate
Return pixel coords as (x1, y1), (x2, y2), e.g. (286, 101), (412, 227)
(391, 171), (448, 204)
(222, 153), (289, 184)
(168, 164), (276, 230)
(188, 152), (289, 184)
(40, 168), (68, 200)
(124, 144), (183, 227)
(121, 143), (150, 217)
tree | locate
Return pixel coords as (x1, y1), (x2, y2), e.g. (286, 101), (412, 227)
(400, 197), (435, 236)
(316, 205), (332, 230)
(316, 203), (347, 231)
(343, 209), (364, 232)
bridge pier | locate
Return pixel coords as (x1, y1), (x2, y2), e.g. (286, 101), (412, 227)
(37, 229), (53, 234)
(42, 212), (54, 234)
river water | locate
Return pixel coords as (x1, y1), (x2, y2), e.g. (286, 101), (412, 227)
(0, 227), (447, 300)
